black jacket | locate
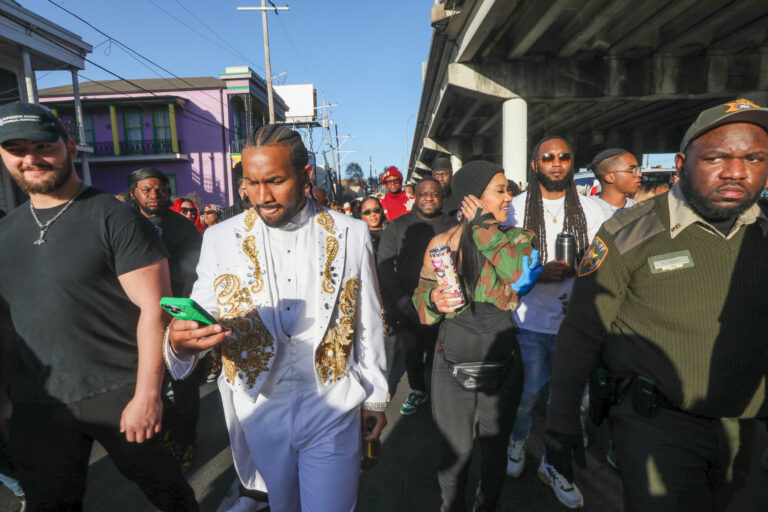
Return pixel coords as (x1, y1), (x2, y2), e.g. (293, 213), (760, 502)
(377, 211), (457, 328)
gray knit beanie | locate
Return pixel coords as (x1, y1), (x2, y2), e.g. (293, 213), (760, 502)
(451, 160), (504, 202)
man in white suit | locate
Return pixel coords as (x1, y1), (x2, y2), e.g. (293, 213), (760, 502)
(164, 125), (388, 512)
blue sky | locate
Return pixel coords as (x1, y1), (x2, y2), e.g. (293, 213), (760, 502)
(25, 0), (432, 178)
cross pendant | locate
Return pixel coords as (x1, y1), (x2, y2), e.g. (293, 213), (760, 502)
(34, 230), (47, 246)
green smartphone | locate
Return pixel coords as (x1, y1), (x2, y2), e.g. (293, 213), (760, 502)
(160, 297), (218, 326)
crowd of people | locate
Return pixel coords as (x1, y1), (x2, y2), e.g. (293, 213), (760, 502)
(0, 97), (766, 512)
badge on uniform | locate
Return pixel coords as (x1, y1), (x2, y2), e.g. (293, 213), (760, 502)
(578, 236), (608, 277)
(647, 250), (694, 274)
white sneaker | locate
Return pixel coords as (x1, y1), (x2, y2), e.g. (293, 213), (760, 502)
(506, 436), (526, 478)
(538, 457), (584, 509)
(225, 496), (270, 512)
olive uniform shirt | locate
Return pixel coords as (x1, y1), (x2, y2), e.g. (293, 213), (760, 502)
(547, 184), (768, 435)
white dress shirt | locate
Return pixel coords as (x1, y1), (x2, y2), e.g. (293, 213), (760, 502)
(261, 199), (318, 386)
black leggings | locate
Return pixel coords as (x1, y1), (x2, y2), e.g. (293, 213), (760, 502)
(10, 385), (198, 512)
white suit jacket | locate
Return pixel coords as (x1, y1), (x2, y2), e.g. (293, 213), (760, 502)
(165, 202), (389, 412)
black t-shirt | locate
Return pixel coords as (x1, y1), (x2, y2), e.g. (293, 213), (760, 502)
(0, 187), (168, 404)
(146, 209), (201, 297)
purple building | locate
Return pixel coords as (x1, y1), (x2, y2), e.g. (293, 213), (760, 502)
(39, 66), (286, 206)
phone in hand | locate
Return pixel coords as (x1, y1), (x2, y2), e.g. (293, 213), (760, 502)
(160, 297), (218, 326)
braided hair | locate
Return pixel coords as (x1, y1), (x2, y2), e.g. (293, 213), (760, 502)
(523, 136), (589, 262)
(243, 124), (309, 171)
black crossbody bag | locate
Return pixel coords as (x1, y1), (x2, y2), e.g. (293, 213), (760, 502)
(437, 345), (516, 392)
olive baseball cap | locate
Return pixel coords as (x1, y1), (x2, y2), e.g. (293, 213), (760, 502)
(0, 101), (68, 145)
(680, 98), (768, 152)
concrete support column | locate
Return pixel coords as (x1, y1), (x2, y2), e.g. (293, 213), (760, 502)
(21, 48), (38, 103)
(70, 69), (91, 186)
(80, 154), (92, 186)
(449, 154), (463, 173)
(502, 97), (527, 185)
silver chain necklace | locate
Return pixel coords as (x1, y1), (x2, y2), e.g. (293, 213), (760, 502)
(29, 184), (86, 246)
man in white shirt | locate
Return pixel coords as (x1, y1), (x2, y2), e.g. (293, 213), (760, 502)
(503, 136), (607, 509)
(164, 125), (388, 512)
(588, 148), (642, 217)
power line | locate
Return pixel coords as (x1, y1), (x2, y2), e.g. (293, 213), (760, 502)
(45, 0), (240, 111)
(0, 11), (235, 135)
(144, 0), (266, 75)
(171, 0), (253, 64)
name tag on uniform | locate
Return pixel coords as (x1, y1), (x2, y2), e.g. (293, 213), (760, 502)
(647, 250), (694, 274)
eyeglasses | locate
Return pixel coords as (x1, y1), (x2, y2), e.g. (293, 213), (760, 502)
(203, 210), (217, 215)
(540, 153), (572, 163)
(180, 207), (197, 214)
(612, 167), (642, 177)
(362, 208), (382, 215)
(384, 179), (401, 184)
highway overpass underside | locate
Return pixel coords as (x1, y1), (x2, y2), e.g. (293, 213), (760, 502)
(409, 0), (768, 184)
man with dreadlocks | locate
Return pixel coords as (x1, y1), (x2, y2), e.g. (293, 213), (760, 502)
(503, 136), (606, 509)
(589, 148), (643, 218)
(164, 124), (388, 512)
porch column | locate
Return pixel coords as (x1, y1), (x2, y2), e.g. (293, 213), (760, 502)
(21, 48), (38, 103)
(71, 69), (91, 185)
(109, 104), (120, 156)
(502, 97), (527, 185)
(168, 102), (179, 153)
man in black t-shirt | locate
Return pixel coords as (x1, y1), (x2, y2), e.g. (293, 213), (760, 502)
(127, 167), (202, 472)
(378, 177), (457, 414)
(0, 102), (197, 511)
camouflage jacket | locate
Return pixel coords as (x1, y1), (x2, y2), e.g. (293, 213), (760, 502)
(412, 221), (534, 325)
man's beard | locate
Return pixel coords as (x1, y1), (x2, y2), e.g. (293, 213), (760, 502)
(130, 195), (168, 217)
(536, 167), (573, 192)
(415, 203), (441, 219)
(256, 194), (306, 228)
(12, 154), (73, 194)
(680, 170), (759, 221)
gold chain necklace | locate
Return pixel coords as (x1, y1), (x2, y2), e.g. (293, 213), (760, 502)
(542, 199), (564, 224)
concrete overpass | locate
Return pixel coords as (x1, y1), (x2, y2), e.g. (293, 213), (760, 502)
(408, 0), (768, 184)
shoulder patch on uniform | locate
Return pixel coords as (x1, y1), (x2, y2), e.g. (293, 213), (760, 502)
(578, 236), (608, 277)
(603, 200), (655, 235)
(603, 201), (664, 255)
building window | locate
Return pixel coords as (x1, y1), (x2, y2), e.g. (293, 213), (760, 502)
(82, 111), (95, 146)
(123, 107), (143, 154)
(232, 101), (244, 153)
(154, 107), (172, 153)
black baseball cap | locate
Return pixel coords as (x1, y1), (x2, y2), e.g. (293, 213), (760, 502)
(0, 101), (69, 145)
(680, 98), (768, 152)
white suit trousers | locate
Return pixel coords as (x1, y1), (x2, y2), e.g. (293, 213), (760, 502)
(232, 378), (362, 512)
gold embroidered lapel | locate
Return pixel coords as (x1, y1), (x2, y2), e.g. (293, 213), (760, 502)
(214, 274), (274, 388)
(315, 278), (359, 383)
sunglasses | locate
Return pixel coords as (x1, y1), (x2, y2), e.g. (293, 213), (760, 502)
(180, 207), (197, 214)
(540, 152), (572, 163)
(203, 210), (217, 215)
(362, 208), (382, 215)
(612, 167), (642, 177)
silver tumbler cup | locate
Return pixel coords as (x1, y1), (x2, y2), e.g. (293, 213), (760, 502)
(555, 232), (576, 268)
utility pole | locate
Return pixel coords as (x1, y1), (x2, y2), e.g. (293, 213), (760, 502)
(237, 1), (290, 123)
(321, 97), (341, 201)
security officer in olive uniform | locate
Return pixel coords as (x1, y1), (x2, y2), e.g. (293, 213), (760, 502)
(544, 99), (768, 511)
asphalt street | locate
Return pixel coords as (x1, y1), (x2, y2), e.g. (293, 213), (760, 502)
(1, 356), (766, 511)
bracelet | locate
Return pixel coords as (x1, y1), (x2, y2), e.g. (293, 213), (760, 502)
(362, 401), (388, 412)
(162, 324), (199, 380)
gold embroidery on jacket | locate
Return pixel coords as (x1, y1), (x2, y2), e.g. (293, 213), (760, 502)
(241, 235), (264, 294)
(244, 208), (259, 232)
(214, 274), (274, 388)
(315, 278), (358, 383)
(322, 236), (339, 294)
(317, 209), (335, 235)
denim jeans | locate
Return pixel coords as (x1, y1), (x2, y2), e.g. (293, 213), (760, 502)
(510, 328), (559, 441)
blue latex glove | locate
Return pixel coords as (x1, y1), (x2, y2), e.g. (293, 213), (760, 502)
(511, 249), (542, 295)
